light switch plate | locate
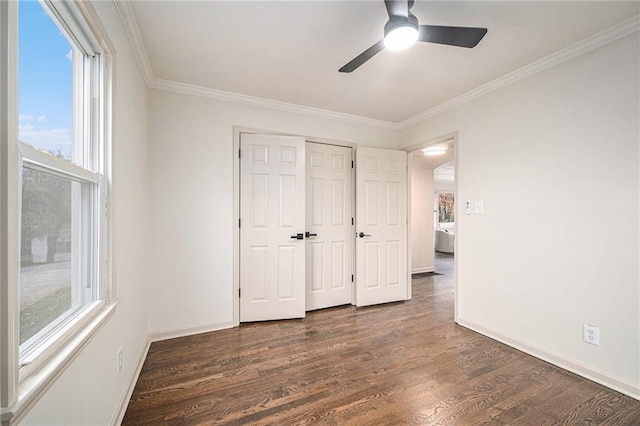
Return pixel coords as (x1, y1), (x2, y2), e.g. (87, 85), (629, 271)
(474, 201), (484, 214)
(465, 201), (472, 215)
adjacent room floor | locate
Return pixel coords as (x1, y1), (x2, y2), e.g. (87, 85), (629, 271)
(123, 254), (640, 424)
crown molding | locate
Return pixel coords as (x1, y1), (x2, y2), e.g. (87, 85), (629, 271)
(113, 0), (398, 130)
(113, 0), (154, 86)
(150, 78), (401, 130)
(400, 14), (640, 129)
(113, 1), (637, 132)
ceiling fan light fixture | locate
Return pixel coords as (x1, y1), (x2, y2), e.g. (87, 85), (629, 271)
(422, 145), (448, 156)
(384, 24), (419, 51)
(338, 1), (487, 73)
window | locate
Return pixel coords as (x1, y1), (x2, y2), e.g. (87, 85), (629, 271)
(17, 0), (108, 367)
(0, 0), (112, 420)
(18, 150), (103, 364)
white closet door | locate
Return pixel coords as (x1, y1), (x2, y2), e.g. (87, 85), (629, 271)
(240, 134), (306, 321)
(355, 147), (408, 307)
(306, 142), (353, 311)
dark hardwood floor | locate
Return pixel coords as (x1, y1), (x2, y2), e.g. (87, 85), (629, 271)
(123, 255), (640, 425)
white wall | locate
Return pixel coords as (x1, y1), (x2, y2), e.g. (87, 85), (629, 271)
(434, 181), (455, 193)
(400, 34), (640, 396)
(148, 89), (398, 334)
(21, 1), (151, 424)
(410, 154), (435, 273)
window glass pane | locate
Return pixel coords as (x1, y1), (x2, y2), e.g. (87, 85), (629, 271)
(18, 0), (76, 161)
(20, 168), (84, 346)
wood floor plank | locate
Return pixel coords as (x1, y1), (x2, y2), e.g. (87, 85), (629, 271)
(551, 390), (640, 426)
(123, 257), (640, 425)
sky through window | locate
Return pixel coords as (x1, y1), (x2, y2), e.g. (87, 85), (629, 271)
(19, 0), (74, 159)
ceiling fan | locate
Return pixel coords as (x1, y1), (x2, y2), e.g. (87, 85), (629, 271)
(339, 0), (488, 73)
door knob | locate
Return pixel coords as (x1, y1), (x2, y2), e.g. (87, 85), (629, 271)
(290, 233), (304, 240)
(305, 232), (318, 238)
(358, 232), (371, 238)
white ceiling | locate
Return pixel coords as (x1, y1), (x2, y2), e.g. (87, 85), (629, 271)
(128, 1), (639, 123)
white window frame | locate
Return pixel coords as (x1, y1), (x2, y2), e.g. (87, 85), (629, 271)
(0, 1), (116, 423)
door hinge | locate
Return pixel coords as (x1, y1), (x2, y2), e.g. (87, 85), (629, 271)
(351, 217), (354, 226)
(351, 274), (354, 282)
(239, 218), (241, 228)
(238, 149), (241, 158)
(351, 160), (354, 169)
(239, 288), (241, 298)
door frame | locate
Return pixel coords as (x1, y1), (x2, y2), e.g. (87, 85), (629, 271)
(232, 126), (356, 326)
(403, 131), (460, 322)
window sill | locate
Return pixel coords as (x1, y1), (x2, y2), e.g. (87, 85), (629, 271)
(0, 300), (119, 425)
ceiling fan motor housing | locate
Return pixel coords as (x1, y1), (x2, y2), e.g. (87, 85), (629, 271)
(384, 14), (419, 38)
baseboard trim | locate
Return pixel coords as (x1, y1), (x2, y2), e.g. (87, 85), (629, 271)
(457, 319), (640, 401)
(112, 335), (151, 426)
(411, 267), (435, 274)
(150, 320), (236, 343)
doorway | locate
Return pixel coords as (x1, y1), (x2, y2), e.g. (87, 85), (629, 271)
(406, 134), (458, 318)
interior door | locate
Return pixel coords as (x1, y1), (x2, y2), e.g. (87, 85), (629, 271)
(355, 147), (408, 307)
(240, 133), (306, 321)
(306, 142), (353, 310)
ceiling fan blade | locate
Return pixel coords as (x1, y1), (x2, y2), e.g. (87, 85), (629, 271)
(418, 25), (488, 48)
(384, 0), (409, 19)
(339, 40), (385, 73)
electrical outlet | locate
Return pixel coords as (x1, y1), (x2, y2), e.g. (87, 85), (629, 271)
(583, 324), (599, 346)
(117, 347), (123, 373)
